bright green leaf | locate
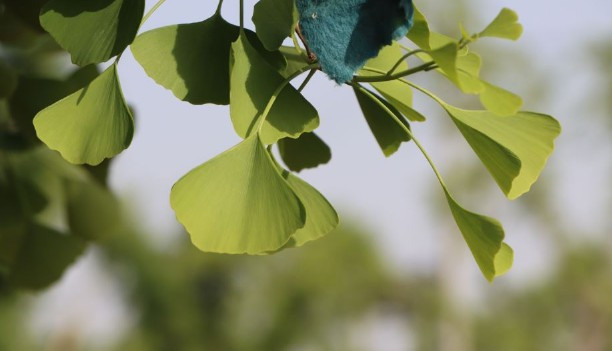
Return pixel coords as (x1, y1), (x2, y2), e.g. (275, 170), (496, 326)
(478, 80), (523, 116)
(361, 42), (424, 121)
(131, 14), (239, 105)
(170, 135), (306, 254)
(229, 31), (318, 144)
(428, 43), (483, 94)
(406, 6), (431, 50)
(40, 0), (144, 65)
(444, 188), (513, 281)
(279, 46), (310, 78)
(353, 86), (411, 157)
(281, 171), (338, 248)
(278, 132), (331, 172)
(479, 8), (523, 41)
(33, 64), (134, 165)
(253, 0), (297, 51)
(442, 103), (561, 199)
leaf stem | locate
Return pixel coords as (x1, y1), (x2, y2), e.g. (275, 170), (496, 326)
(216, 0), (225, 14)
(252, 64), (319, 136)
(141, 0), (167, 26)
(297, 68), (317, 92)
(352, 61), (437, 82)
(239, 0), (244, 29)
(387, 49), (424, 75)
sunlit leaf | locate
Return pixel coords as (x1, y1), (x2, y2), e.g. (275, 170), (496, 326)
(131, 13), (239, 105)
(253, 0), (297, 51)
(479, 80), (523, 116)
(40, 0), (145, 65)
(230, 31), (318, 144)
(170, 135), (306, 254)
(281, 171), (338, 248)
(278, 132), (331, 172)
(479, 8), (523, 41)
(33, 64), (134, 165)
(441, 102), (561, 199)
(279, 46), (310, 78)
(361, 42), (425, 121)
(443, 188), (513, 281)
(353, 86), (411, 157)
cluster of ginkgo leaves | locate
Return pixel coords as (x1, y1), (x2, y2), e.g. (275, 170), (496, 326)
(0, 0), (561, 286)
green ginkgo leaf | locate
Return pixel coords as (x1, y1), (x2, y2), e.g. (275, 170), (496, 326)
(33, 64), (134, 165)
(361, 42), (425, 121)
(478, 80), (523, 116)
(40, 0), (145, 65)
(444, 188), (513, 281)
(66, 180), (120, 240)
(278, 132), (331, 172)
(131, 13), (239, 105)
(279, 46), (311, 77)
(230, 31), (319, 144)
(353, 85), (411, 157)
(170, 134), (306, 254)
(281, 171), (338, 248)
(253, 0), (297, 51)
(443, 104), (560, 199)
(479, 8), (523, 41)
(1, 223), (85, 290)
(428, 43), (483, 94)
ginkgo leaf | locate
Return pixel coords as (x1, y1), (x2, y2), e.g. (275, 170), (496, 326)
(479, 80), (523, 116)
(66, 180), (121, 240)
(279, 46), (311, 78)
(479, 8), (523, 41)
(33, 64), (134, 165)
(230, 31), (319, 144)
(428, 43), (483, 94)
(278, 132), (332, 172)
(1, 223), (85, 290)
(170, 135), (306, 254)
(253, 0), (297, 51)
(361, 42), (425, 121)
(131, 13), (239, 105)
(444, 188), (513, 281)
(353, 86), (411, 157)
(442, 103), (561, 199)
(281, 171), (338, 247)
(40, 0), (145, 65)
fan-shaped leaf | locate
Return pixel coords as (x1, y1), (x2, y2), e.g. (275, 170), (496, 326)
(40, 0), (144, 65)
(479, 8), (523, 41)
(278, 132), (331, 172)
(33, 64), (134, 165)
(353, 86), (411, 157)
(253, 0), (297, 51)
(230, 31), (318, 144)
(170, 135), (306, 254)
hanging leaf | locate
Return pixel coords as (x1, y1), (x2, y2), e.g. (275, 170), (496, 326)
(353, 85), (411, 157)
(253, 0), (297, 51)
(279, 46), (311, 77)
(131, 13), (238, 105)
(281, 171), (338, 248)
(40, 0), (145, 65)
(478, 80), (523, 116)
(361, 42), (425, 121)
(296, 0), (414, 83)
(437, 101), (561, 199)
(443, 188), (513, 282)
(479, 8), (523, 41)
(170, 135), (306, 254)
(230, 31), (318, 144)
(33, 64), (134, 165)
(0, 223), (85, 290)
(278, 132), (331, 172)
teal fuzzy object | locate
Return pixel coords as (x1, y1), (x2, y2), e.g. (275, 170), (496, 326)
(296, 0), (414, 83)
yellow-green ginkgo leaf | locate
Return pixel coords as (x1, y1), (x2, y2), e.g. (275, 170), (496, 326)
(479, 8), (523, 41)
(170, 135), (306, 254)
(278, 132), (331, 172)
(33, 64), (134, 166)
(40, 0), (145, 65)
(444, 104), (561, 199)
(361, 42), (425, 122)
(478, 80), (523, 116)
(230, 31), (319, 144)
(444, 188), (513, 281)
(281, 171), (338, 248)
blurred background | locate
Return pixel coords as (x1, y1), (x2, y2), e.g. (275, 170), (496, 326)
(1, 0), (611, 350)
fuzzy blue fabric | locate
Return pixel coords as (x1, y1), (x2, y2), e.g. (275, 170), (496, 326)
(296, 0), (414, 83)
